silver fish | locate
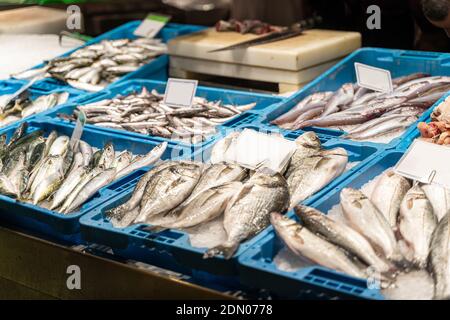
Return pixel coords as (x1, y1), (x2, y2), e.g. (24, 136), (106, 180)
(370, 170), (411, 228)
(205, 168), (290, 259)
(422, 184), (450, 222)
(429, 213), (450, 300)
(288, 147), (348, 208)
(398, 184), (437, 268)
(64, 168), (117, 213)
(340, 188), (402, 263)
(320, 83), (354, 117)
(50, 166), (88, 210)
(134, 162), (203, 223)
(295, 205), (393, 273)
(270, 212), (366, 279)
(114, 142), (167, 181)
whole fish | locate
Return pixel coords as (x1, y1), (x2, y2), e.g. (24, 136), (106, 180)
(190, 162), (247, 198)
(285, 131), (322, 178)
(429, 213), (450, 300)
(152, 181), (242, 230)
(59, 167), (103, 213)
(64, 168), (117, 213)
(112, 151), (132, 172)
(398, 184), (437, 268)
(205, 168), (290, 259)
(422, 184), (450, 222)
(370, 170), (411, 228)
(271, 92), (333, 125)
(210, 131), (241, 164)
(288, 147), (348, 208)
(50, 166), (88, 210)
(107, 161), (179, 228)
(320, 83), (354, 117)
(340, 188), (402, 263)
(134, 162), (203, 223)
(114, 142), (168, 180)
(270, 212), (366, 279)
(295, 205), (393, 273)
(97, 142), (115, 169)
(344, 116), (418, 140)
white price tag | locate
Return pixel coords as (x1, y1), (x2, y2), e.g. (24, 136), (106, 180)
(70, 110), (86, 151)
(394, 139), (450, 189)
(223, 129), (296, 173)
(355, 62), (393, 93)
(134, 13), (171, 38)
(163, 78), (198, 108)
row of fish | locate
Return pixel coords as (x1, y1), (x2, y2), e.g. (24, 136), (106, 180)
(272, 73), (450, 141)
(105, 131), (349, 258)
(13, 38), (167, 92)
(59, 87), (257, 144)
(0, 90), (68, 127)
(272, 169), (450, 299)
(419, 95), (450, 145)
(0, 122), (167, 213)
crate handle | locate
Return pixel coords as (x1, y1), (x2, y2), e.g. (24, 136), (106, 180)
(395, 50), (446, 60)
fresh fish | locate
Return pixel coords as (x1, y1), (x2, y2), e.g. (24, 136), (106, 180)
(114, 142), (168, 180)
(320, 83), (354, 117)
(48, 136), (69, 156)
(190, 162), (247, 198)
(50, 166), (88, 210)
(97, 142), (115, 169)
(59, 167), (103, 213)
(270, 212), (366, 279)
(429, 213), (450, 300)
(422, 184), (450, 222)
(107, 161), (179, 228)
(370, 170), (411, 228)
(134, 162), (203, 223)
(285, 131), (322, 178)
(205, 168), (290, 259)
(340, 188), (402, 263)
(64, 168), (117, 213)
(210, 131), (240, 163)
(295, 205), (393, 273)
(152, 181), (242, 230)
(112, 151), (132, 172)
(271, 92), (332, 125)
(288, 148), (348, 208)
(398, 184), (437, 268)
(344, 116), (418, 140)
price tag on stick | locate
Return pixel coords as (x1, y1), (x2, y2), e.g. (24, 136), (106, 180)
(355, 62), (393, 93)
(163, 78), (198, 108)
(394, 139), (450, 189)
(70, 110), (86, 152)
(134, 13), (171, 38)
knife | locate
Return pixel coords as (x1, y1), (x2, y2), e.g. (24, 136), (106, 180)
(208, 16), (322, 53)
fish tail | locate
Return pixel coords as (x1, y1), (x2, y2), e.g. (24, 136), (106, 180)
(203, 243), (239, 260)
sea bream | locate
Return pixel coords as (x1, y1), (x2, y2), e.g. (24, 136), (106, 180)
(340, 188), (403, 263)
(270, 212), (367, 279)
(204, 168), (290, 259)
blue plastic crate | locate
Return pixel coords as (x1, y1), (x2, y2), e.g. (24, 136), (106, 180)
(78, 124), (382, 286)
(238, 150), (406, 300)
(39, 79), (284, 149)
(262, 48), (450, 149)
(0, 119), (187, 244)
(26, 21), (205, 92)
(0, 79), (85, 130)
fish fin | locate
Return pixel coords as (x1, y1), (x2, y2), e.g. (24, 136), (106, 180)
(203, 243), (239, 260)
(142, 225), (168, 234)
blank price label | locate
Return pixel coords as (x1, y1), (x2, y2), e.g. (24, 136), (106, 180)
(163, 78), (198, 108)
(355, 62), (393, 93)
(134, 13), (171, 38)
(394, 139), (450, 189)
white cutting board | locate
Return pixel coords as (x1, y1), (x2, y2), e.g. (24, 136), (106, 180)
(168, 28), (361, 71)
(169, 56), (341, 84)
